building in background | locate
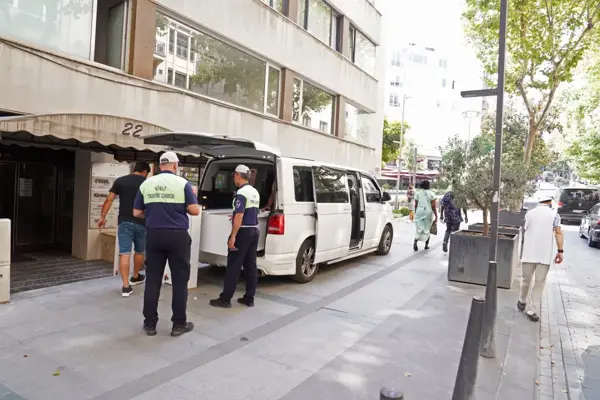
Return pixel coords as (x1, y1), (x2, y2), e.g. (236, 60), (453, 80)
(0, 0), (385, 291)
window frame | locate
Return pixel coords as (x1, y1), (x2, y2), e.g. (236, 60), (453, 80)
(299, 0), (340, 50)
(264, 64), (282, 116)
(360, 175), (382, 203)
(292, 166), (315, 203)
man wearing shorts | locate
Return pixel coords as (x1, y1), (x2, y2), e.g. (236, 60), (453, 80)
(99, 162), (151, 297)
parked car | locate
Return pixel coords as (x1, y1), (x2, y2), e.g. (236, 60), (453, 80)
(144, 131), (395, 283)
(579, 203), (600, 247)
(553, 187), (600, 224)
(523, 185), (558, 210)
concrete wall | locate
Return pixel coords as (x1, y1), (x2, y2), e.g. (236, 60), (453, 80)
(155, 0), (379, 112)
(0, 41), (379, 172)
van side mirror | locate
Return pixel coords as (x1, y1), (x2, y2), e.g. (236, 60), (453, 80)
(382, 192), (392, 202)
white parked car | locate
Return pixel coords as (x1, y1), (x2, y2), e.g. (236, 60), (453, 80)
(145, 132), (395, 283)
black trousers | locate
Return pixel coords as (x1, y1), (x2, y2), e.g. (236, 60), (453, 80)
(143, 229), (191, 327)
(220, 227), (259, 302)
(444, 221), (461, 244)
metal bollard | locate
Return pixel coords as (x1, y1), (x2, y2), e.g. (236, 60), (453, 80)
(452, 296), (485, 400)
(380, 387), (404, 400)
(480, 261), (497, 358)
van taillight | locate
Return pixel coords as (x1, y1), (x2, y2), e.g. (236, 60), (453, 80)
(268, 213), (285, 235)
(558, 201), (564, 207)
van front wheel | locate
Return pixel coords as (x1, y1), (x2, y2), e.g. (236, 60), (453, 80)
(375, 225), (393, 255)
(293, 239), (319, 283)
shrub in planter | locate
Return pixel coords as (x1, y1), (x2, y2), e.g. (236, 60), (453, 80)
(399, 207), (410, 217)
(447, 230), (519, 289)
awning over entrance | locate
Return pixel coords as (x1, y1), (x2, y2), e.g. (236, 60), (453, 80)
(0, 113), (202, 164)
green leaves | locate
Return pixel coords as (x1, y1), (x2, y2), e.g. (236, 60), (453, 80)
(464, 0), (600, 161)
(381, 118), (410, 163)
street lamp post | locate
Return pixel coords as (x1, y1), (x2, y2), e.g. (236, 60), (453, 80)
(394, 94), (409, 210)
(459, 0), (509, 360)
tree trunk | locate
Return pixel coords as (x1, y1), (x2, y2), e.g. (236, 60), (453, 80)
(524, 114), (538, 163)
(482, 208), (489, 236)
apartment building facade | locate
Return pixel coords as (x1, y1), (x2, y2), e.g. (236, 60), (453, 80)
(0, 0), (385, 275)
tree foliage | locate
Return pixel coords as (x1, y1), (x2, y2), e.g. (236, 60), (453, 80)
(404, 138), (426, 172)
(463, 0), (600, 162)
(381, 118), (410, 164)
(439, 108), (550, 234)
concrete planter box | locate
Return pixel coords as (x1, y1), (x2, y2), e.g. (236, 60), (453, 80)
(468, 223), (523, 257)
(447, 230), (519, 289)
(499, 211), (527, 227)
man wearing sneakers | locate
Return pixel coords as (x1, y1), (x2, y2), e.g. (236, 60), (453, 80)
(517, 196), (564, 322)
(210, 165), (260, 309)
(99, 161), (151, 297)
(133, 152), (200, 337)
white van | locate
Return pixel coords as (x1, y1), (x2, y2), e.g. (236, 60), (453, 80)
(144, 132), (395, 283)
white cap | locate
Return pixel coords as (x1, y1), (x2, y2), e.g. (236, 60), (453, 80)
(538, 196), (553, 203)
(159, 151), (179, 164)
(235, 165), (250, 174)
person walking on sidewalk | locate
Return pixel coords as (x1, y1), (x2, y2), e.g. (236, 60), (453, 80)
(413, 180), (438, 251)
(98, 161), (150, 297)
(133, 152), (200, 337)
(440, 186), (468, 253)
(210, 165), (260, 309)
(406, 184), (415, 223)
(518, 196), (564, 322)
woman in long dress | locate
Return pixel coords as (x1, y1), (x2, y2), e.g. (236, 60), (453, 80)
(413, 180), (438, 251)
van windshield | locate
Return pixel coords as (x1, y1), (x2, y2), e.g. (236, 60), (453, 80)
(199, 160), (275, 210)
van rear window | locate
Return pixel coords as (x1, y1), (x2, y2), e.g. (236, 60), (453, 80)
(560, 189), (599, 203)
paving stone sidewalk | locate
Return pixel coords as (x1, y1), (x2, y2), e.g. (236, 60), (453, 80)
(537, 226), (600, 400)
(0, 219), (539, 400)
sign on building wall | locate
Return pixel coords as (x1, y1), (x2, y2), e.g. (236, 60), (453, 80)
(89, 162), (130, 229)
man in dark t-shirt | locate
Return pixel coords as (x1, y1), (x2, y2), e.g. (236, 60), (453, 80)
(99, 162), (151, 297)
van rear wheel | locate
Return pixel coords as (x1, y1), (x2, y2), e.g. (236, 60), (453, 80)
(293, 239), (319, 283)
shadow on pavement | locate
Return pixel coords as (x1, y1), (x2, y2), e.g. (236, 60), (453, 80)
(582, 345), (600, 400)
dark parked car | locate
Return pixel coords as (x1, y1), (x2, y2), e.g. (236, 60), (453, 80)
(554, 187), (600, 224)
(579, 203), (600, 247)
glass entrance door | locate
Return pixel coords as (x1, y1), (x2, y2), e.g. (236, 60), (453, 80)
(15, 162), (57, 249)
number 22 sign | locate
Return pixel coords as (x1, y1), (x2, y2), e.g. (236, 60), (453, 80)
(122, 123), (143, 137)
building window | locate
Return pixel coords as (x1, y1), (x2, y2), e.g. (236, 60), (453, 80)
(345, 103), (370, 143)
(439, 59), (448, 68)
(390, 76), (401, 87)
(391, 51), (403, 67)
(319, 121), (329, 132)
(154, 13), (281, 115)
(347, 25), (376, 76)
(388, 94), (399, 107)
(409, 53), (427, 64)
(0, 0), (95, 59)
(292, 78), (335, 135)
(261, 0), (285, 13)
(299, 0), (339, 51)
(441, 78), (447, 88)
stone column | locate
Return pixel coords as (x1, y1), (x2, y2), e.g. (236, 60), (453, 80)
(128, 0), (157, 80)
(279, 68), (296, 122)
(334, 96), (346, 138)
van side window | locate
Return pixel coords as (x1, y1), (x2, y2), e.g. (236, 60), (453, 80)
(293, 166), (314, 202)
(313, 167), (349, 203)
(361, 176), (381, 203)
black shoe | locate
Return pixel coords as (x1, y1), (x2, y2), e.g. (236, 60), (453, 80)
(517, 301), (526, 312)
(424, 240), (430, 250)
(527, 312), (540, 322)
(443, 242), (448, 253)
(209, 298), (232, 308)
(413, 241), (419, 252)
(130, 274), (146, 286)
(171, 322), (194, 337)
(122, 286), (133, 297)
(237, 297), (255, 307)
(143, 324), (157, 336)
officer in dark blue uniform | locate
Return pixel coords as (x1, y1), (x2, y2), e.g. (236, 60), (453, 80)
(133, 152), (200, 337)
(210, 165), (260, 308)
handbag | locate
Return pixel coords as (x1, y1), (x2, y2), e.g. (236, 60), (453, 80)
(430, 220), (438, 235)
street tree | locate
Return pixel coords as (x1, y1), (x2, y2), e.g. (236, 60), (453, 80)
(404, 138), (427, 173)
(381, 118), (410, 164)
(463, 0), (600, 163)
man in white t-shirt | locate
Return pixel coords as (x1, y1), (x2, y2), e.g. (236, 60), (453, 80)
(518, 196), (564, 322)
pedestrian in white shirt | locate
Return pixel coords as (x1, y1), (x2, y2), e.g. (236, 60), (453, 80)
(518, 196), (564, 322)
